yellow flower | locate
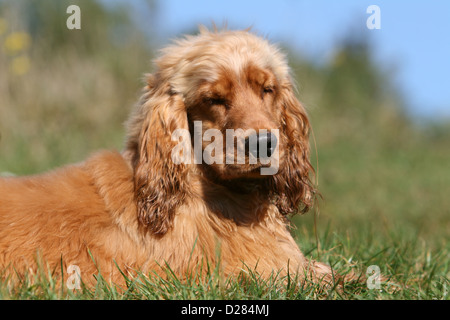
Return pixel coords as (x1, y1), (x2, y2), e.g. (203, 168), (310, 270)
(4, 32), (31, 54)
(0, 18), (7, 36)
(11, 55), (30, 75)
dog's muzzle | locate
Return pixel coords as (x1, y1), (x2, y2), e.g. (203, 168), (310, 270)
(245, 132), (277, 160)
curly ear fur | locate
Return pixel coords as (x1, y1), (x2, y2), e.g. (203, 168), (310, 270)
(271, 81), (316, 216)
(127, 74), (190, 236)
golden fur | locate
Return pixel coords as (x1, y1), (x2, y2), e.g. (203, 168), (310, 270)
(0, 28), (342, 287)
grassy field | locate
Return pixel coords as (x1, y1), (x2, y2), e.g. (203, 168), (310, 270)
(0, 1), (449, 300)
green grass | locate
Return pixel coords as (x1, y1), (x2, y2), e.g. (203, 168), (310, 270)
(0, 230), (447, 300)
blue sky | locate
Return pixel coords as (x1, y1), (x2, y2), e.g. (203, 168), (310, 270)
(143, 0), (450, 119)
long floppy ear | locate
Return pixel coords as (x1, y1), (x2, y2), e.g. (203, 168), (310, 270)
(271, 80), (316, 216)
(129, 74), (190, 236)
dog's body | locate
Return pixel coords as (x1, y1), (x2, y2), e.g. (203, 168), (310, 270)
(0, 151), (329, 284)
(0, 28), (337, 286)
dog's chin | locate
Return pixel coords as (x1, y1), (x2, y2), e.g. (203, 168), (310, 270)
(210, 163), (270, 181)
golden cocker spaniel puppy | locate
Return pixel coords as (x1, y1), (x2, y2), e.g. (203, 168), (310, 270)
(0, 28), (340, 287)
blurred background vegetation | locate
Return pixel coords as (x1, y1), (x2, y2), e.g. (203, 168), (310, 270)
(0, 0), (449, 270)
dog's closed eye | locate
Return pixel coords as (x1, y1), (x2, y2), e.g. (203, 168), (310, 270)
(205, 97), (229, 108)
(263, 86), (274, 94)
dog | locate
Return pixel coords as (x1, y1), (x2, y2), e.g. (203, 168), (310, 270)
(0, 27), (342, 287)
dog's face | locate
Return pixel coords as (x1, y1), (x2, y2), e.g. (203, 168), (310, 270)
(157, 30), (306, 181)
(127, 29), (315, 234)
(186, 63), (282, 179)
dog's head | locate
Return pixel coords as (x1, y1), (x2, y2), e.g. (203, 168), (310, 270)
(125, 28), (315, 235)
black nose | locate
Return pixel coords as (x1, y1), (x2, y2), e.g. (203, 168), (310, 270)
(245, 132), (277, 159)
